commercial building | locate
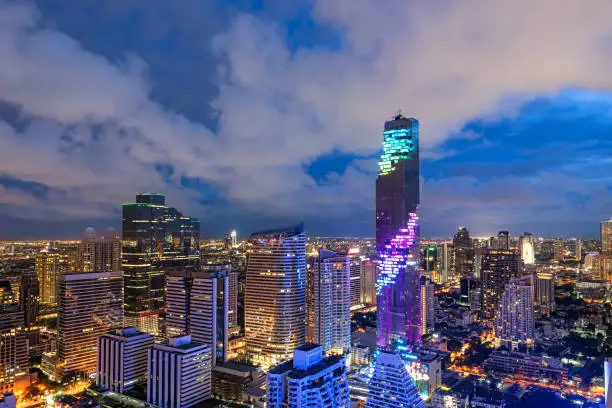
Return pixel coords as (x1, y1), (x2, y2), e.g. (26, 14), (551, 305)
(122, 193), (200, 337)
(360, 260), (376, 306)
(245, 224), (306, 369)
(453, 227), (474, 279)
(519, 233), (536, 265)
(35, 249), (69, 306)
(439, 242), (455, 283)
(430, 389), (469, 408)
(0, 306), (29, 393)
(494, 277), (534, 351)
(96, 327), (154, 393)
(211, 361), (265, 403)
(376, 114), (422, 346)
(484, 350), (567, 384)
(534, 271), (556, 317)
(481, 249), (520, 320)
(166, 265), (230, 366)
(147, 335), (212, 408)
(57, 271), (124, 377)
(77, 228), (121, 273)
(420, 276), (435, 335)
(602, 219), (612, 255)
(349, 248), (362, 308)
(267, 344), (349, 408)
(366, 350), (426, 408)
(308, 250), (351, 355)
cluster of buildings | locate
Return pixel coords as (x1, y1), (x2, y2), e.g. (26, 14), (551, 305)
(1, 113), (611, 408)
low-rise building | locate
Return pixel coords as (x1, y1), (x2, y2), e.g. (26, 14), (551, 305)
(484, 350), (568, 384)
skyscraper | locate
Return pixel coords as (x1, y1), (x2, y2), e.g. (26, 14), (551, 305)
(360, 260), (376, 306)
(494, 277), (534, 351)
(309, 250), (351, 355)
(77, 227), (121, 273)
(147, 335), (212, 408)
(497, 231), (510, 251)
(376, 114), (421, 347)
(481, 249), (520, 320)
(420, 276), (435, 335)
(96, 327), (154, 393)
(245, 224), (306, 369)
(0, 301), (28, 393)
(534, 271), (556, 317)
(122, 193), (200, 337)
(602, 219), (612, 255)
(439, 242), (455, 283)
(35, 249), (69, 306)
(520, 233), (536, 265)
(349, 248), (362, 308)
(57, 271), (124, 377)
(453, 227), (474, 279)
(166, 265), (230, 366)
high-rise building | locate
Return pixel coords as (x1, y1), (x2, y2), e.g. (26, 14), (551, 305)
(553, 239), (564, 262)
(602, 219), (612, 255)
(360, 260), (376, 306)
(366, 350), (426, 408)
(453, 227), (474, 279)
(147, 335), (212, 408)
(0, 306), (28, 393)
(349, 248), (362, 308)
(481, 249), (520, 320)
(497, 231), (510, 251)
(421, 245), (438, 281)
(420, 276), (435, 335)
(520, 233), (536, 265)
(534, 271), (556, 317)
(376, 114), (421, 347)
(166, 265), (230, 366)
(57, 271), (124, 377)
(96, 327), (154, 393)
(35, 249), (69, 306)
(266, 344), (349, 408)
(245, 224), (306, 369)
(494, 277), (534, 351)
(309, 250), (351, 355)
(77, 228), (121, 273)
(438, 242), (455, 283)
(228, 271), (238, 329)
(122, 193), (200, 337)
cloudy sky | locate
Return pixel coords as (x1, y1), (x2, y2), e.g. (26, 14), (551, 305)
(1, 0), (612, 239)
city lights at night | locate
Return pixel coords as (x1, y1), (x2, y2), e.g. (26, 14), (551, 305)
(2, 1), (612, 408)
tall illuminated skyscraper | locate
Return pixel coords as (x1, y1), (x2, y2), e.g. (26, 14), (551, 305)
(376, 114), (421, 346)
(122, 193), (200, 337)
(35, 249), (69, 306)
(519, 233), (536, 265)
(453, 227), (474, 279)
(481, 249), (520, 320)
(494, 277), (534, 351)
(309, 250), (351, 355)
(244, 224), (306, 369)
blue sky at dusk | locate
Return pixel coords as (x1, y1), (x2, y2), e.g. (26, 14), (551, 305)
(1, 0), (612, 239)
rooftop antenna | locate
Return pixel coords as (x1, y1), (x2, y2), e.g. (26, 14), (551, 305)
(394, 109), (403, 119)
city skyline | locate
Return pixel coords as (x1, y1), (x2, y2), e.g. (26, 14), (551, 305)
(2, 1), (612, 238)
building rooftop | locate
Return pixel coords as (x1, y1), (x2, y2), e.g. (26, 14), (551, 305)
(249, 223), (304, 239)
(295, 343), (320, 352)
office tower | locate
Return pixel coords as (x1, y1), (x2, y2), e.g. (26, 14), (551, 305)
(35, 248), (69, 306)
(16, 270), (39, 328)
(553, 239), (564, 262)
(453, 227), (474, 279)
(228, 271), (238, 328)
(245, 224), (306, 368)
(520, 233), (536, 265)
(376, 114), (421, 347)
(420, 276), (435, 335)
(309, 250), (351, 355)
(459, 277), (479, 309)
(421, 245), (438, 280)
(349, 248), (362, 308)
(497, 231), (510, 250)
(360, 260), (376, 306)
(166, 265), (230, 366)
(602, 219), (612, 255)
(0, 305), (28, 393)
(534, 271), (556, 317)
(122, 193), (200, 337)
(573, 238), (582, 261)
(439, 242), (455, 283)
(147, 335), (212, 408)
(481, 249), (520, 319)
(96, 327), (154, 393)
(57, 271), (124, 377)
(77, 228), (121, 273)
(366, 350), (426, 408)
(473, 247), (484, 279)
(494, 277), (534, 351)
(266, 344), (349, 408)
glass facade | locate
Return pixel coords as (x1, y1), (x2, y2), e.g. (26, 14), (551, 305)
(375, 115), (422, 347)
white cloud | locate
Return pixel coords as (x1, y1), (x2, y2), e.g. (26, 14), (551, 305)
(1, 0), (612, 234)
